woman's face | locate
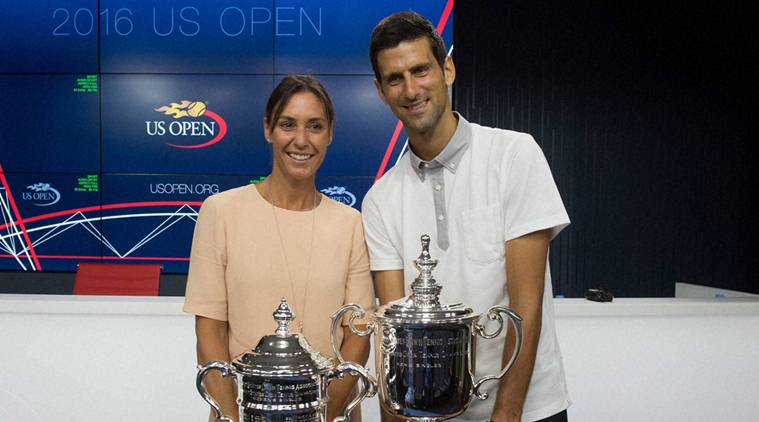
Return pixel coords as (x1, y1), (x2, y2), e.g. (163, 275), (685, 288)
(265, 92), (332, 183)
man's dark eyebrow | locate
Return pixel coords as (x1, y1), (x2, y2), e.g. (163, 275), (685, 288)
(410, 62), (432, 72)
(383, 70), (403, 82)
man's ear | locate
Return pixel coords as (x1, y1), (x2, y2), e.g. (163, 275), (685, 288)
(374, 79), (388, 105)
(444, 56), (456, 87)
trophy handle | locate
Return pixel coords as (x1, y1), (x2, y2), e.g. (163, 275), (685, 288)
(330, 303), (374, 363)
(327, 361), (378, 422)
(472, 305), (523, 400)
(196, 360), (237, 422)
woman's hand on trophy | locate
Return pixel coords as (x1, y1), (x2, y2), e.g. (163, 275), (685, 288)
(326, 326), (371, 422)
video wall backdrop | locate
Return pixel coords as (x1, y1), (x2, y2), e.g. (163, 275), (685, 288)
(0, 0), (454, 273)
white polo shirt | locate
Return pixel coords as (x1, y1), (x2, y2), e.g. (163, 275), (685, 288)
(362, 114), (571, 422)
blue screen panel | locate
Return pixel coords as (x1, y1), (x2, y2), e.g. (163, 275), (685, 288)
(99, 174), (254, 273)
(0, 75), (100, 173)
(100, 0), (275, 73)
(315, 75), (405, 177)
(0, 0), (98, 73)
(1, 0), (453, 282)
(275, 0), (453, 75)
(0, 172), (101, 271)
(317, 176), (373, 211)
(101, 74), (273, 174)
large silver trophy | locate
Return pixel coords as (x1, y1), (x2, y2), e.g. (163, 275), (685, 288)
(197, 298), (376, 422)
(331, 235), (523, 421)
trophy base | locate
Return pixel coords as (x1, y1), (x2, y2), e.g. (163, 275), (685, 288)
(243, 409), (322, 422)
(389, 407), (463, 422)
(394, 415), (455, 422)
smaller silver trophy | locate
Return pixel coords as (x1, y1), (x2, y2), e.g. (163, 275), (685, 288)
(197, 298), (376, 422)
(331, 235), (523, 421)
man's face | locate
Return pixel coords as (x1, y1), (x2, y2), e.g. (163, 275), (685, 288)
(374, 37), (455, 137)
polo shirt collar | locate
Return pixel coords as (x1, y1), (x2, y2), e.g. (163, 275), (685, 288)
(408, 113), (472, 181)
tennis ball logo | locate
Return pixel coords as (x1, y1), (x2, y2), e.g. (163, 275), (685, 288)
(154, 100), (207, 118)
(150, 100), (228, 149)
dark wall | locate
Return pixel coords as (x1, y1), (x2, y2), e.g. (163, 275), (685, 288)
(454, 2), (757, 297)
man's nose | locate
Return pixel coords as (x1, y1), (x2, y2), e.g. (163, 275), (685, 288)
(403, 76), (421, 99)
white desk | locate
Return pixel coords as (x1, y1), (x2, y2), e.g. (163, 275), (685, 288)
(2, 294), (758, 422)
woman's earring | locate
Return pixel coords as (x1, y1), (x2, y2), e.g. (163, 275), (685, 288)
(266, 138), (272, 144)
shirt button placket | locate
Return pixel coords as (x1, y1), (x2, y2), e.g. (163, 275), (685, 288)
(432, 170), (449, 250)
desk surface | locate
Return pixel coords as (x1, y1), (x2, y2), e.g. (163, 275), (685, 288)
(2, 294), (758, 317)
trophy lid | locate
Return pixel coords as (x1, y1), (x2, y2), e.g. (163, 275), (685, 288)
(232, 298), (333, 377)
(379, 235), (475, 321)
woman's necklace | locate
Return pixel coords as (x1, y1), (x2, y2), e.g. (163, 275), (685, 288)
(267, 187), (318, 334)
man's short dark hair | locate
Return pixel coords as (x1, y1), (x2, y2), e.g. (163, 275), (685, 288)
(369, 11), (447, 82)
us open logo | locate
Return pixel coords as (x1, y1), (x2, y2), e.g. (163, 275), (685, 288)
(145, 100), (228, 149)
(22, 183), (61, 207)
(320, 186), (356, 207)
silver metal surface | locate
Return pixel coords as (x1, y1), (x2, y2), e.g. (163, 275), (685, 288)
(196, 360), (237, 422)
(331, 235), (524, 421)
(196, 298), (376, 422)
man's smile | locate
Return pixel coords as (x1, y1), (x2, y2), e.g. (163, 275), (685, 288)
(403, 99), (429, 114)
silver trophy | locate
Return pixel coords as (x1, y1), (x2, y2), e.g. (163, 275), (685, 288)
(197, 298), (376, 422)
(330, 235), (523, 421)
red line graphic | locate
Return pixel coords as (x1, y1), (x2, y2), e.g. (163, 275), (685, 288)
(374, 0), (455, 181)
(0, 163), (42, 270)
(0, 201), (203, 231)
(374, 121), (405, 181)
(436, 0), (454, 34)
(167, 111), (228, 149)
(0, 254), (190, 262)
(0, 199), (203, 265)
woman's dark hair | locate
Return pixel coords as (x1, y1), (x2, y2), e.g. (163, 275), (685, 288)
(264, 75), (334, 134)
(369, 11), (447, 82)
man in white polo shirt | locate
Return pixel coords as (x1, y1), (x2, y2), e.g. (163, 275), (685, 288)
(362, 12), (571, 422)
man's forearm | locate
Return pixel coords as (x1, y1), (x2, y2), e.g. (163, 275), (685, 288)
(491, 230), (550, 421)
(491, 303), (542, 421)
(374, 269), (405, 305)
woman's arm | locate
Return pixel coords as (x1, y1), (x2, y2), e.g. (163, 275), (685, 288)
(326, 326), (371, 421)
(196, 315), (239, 422)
